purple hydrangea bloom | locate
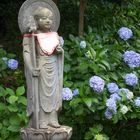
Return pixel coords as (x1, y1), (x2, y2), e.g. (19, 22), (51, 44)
(105, 108), (113, 119)
(134, 97), (140, 107)
(124, 73), (138, 86)
(89, 76), (105, 93)
(73, 89), (79, 97)
(110, 93), (121, 101)
(123, 50), (140, 68)
(7, 59), (18, 70)
(118, 27), (133, 41)
(80, 41), (86, 48)
(59, 36), (64, 47)
(107, 83), (119, 94)
(106, 98), (117, 113)
(62, 87), (73, 101)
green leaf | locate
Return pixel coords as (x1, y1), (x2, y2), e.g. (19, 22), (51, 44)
(89, 48), (96, 60)
(98, 64), (107, 71)
(70, 98), (81, 107)
(64, 81), (73, 87)
(8, 105), (18, 112)
(0, 103), (6, 111)
(98, 50), (107, 58)
(9, 115), (20, 125)
(6, 88), (15, 96)
(8, 95), (18, 104)
(101, 60), (110, 70)
(3, 119), (9, 126)
(18, 96), (27, 105)
(85, 131), (93, 140)
(0, 123), (2, 130)
(92, 98), (99, 104)
(83, 98), (92, 108)
(95, 134), (103, 140)
(7, 125), (20, 132)
(110, 73), (118, 81)
(0, 86), (6, 96)
(1, 127), (10, 139)
(75, 108), (84, 116)
(16, 86), (25, 96)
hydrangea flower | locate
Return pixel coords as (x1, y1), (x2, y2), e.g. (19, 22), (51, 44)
(106, 98), (117, 113)
(59, 36), (64, 47)
(73, 89), (79, 97)
(123, 50), (140, 68)
(105, 108), (113, 119)
(124, 73), (138, 86)
(134, 97), (140, 107)
(80, 41), (86, 48)
(107, 83), (119, 94)
(118, 27), (133, 41)
(110, 93), (121, 101)
(120, 105), (129, 114)
(62, 87), (73, 101)
(119, 88), (133, 100)
(126, 91), (134, 100)
(89, 76), (105, 93)
(7, 59), (18, 70)
(2, 57), (8, 64)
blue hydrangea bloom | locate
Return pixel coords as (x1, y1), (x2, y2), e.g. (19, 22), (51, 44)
(73, 89), (79, 97)
(105, 108), (113, 119)
(123, 50), (140, 68)
(124, 73), (138, 86)
(107, 83), (119, 94)
(80, 41), (86, 48)
(59, 36), (64, 47)
(89, 76), (105, 93)
(118, 27), (133, 41)
(7, 59), (18, 70)
(134, 97), (140, 107)
(110, 93), (121, 101)
(62, 87), (73, 101)
(106, 98), (117, 113)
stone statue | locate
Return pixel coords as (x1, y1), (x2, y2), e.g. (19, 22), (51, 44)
(18, 0), (72, 139)
(23, 7), (64, 129)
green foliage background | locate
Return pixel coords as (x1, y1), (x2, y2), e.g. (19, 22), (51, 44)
(0, 0), (140, 140)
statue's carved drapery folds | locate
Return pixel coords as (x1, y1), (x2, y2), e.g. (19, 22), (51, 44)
(23, 31), (64, 128)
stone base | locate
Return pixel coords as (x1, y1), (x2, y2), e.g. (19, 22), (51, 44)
(21, 126), (72, 140)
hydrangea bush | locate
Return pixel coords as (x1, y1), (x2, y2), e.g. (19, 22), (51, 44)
(0, 48), (27, 140)
(60, 4), (140, 138)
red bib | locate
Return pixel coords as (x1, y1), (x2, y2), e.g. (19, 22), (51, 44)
(36, 32), (59, 55)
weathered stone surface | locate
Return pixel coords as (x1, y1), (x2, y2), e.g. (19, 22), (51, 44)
(21, 126), (72, 140)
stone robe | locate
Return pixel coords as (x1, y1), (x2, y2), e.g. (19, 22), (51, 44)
(23, 32), (63, 123)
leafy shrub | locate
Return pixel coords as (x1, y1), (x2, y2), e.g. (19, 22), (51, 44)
(0, 48), (27, 140)
(60, 23), (140, 139)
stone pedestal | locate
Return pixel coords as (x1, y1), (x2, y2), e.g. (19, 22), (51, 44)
(21, 126), (72, 140)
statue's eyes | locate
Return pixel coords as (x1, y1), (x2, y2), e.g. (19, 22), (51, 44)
(39, 17), (53, 21)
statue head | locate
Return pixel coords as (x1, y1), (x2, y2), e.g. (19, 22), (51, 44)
(34, 7), (54, 32)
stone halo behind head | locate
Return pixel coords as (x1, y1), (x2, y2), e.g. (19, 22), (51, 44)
(18, 0), (60, 34)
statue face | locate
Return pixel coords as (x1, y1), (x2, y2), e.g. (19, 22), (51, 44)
(36, 9), (53, 31)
